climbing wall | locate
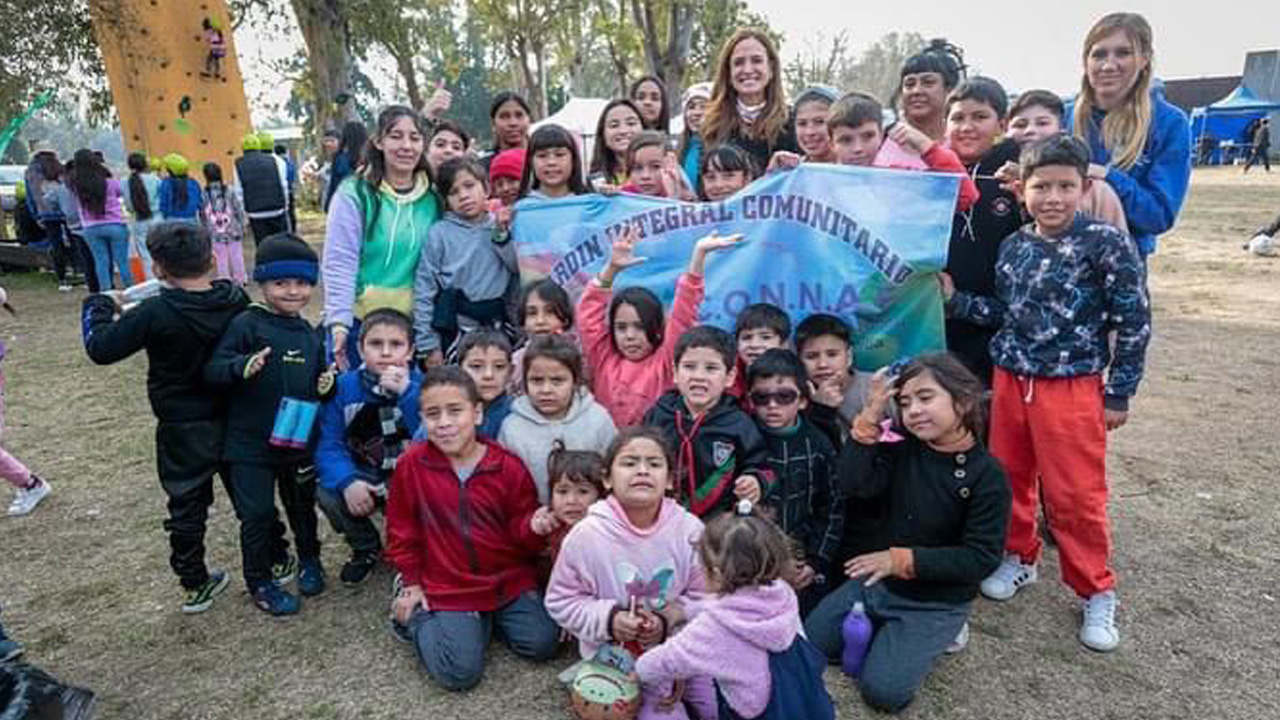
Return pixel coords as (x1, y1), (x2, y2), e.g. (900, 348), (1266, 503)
(90, 0), (252, 179)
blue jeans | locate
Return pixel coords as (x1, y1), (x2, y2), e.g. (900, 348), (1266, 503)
(82, 222), (134, 290)
(409, 590), (560, 691)
(804, 578), (970, 713)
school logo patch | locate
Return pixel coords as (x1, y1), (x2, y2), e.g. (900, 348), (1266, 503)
(991, 197), (1014, 217)
(712, 441), (735, 468)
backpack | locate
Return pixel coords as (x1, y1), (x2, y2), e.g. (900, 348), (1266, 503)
(205, 186), (234, 238)
(715, 635), (836, 720)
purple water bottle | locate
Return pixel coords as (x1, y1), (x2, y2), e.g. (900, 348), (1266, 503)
(841, 601), (873, 677)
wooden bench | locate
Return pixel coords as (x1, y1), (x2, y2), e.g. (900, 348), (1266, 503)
(0, 241), (52, 270)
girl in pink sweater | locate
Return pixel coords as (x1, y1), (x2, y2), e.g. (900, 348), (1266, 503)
(635, 501), (835, 720)
(545, 428), (716, 720)
(577, 228), (742, 427)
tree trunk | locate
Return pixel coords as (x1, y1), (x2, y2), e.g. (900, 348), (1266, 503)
(394, 52), (424, 112)
(291, 0), (356, 132)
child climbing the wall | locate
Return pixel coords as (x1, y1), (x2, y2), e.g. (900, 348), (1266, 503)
(202, 18), (227, 81)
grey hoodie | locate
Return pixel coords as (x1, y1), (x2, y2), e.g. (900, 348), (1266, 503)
(412, 210), (518, 352)
(497, 388), (617, 503)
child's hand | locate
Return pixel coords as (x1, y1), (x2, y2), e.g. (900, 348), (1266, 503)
(331, 327), (350, 371)
(423, 82), (452, 120)
(689, 231), (745, 275)
(656, 601), (686, 630)
(766, 150), (803, 173)
(994, 161), (1022, 195)
(379, 365), (410, 395)
(530, 506), (560, 536)
(611, 607), (646, 643)
(1104, 408), (1129, 431)
(791, 562), (816, 590)
(495, 204), (515, 233)
(392, 584), (428, 625)
(844, 549), (903, 586)
(937, 271), (955, 301)
(808, 377), (845, 408)
(1087, 162), (1109, 181)
(344, 480), (377, 517)
(733, 474), (762, 503)
(422, 349), (445, 368)
(243, 347), (271, 378)
(635, 608), (664, 645)
(604, 226), (646, 280)
(888, 123), (935, 157)
(861, 367), (899, 421)
(596, 182), (621, 196)
(657, 679), (687, 713)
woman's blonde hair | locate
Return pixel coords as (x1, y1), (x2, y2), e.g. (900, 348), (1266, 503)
(1072, 12), (1154, 171)
(701, 28), (789, 149)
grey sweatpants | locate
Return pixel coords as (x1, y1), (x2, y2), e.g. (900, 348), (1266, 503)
(804, 577), (970, 713)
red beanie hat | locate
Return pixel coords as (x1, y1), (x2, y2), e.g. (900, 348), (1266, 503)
(490, 148), (526, 185)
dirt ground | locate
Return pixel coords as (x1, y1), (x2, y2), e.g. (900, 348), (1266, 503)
(0, 167), (1277, 719)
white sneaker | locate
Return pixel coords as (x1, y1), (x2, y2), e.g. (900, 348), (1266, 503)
(980, 555), (1037, 601)
(945, 621), (969, 654)
(1080, 590), (1120, 652)
(7, 477), (51, 516)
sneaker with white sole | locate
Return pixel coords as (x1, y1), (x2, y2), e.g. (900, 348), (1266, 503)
(980, 555), (1037, 601)
(7, 477), (52, 517)
(1080, 590), (1120, 652)
(945, 621), (969, 654)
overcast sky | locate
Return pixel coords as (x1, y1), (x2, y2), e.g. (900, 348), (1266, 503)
(240, 0), (1279, 121)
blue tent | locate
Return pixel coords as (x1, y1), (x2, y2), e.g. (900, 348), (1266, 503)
(1191, 86), (1280, 164)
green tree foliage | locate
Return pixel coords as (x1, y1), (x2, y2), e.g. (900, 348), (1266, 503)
(785, 31), (927, 104)
(0, 0), (110, 122)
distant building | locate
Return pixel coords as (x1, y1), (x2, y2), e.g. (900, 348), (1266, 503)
(1163, 76), (1240, 114)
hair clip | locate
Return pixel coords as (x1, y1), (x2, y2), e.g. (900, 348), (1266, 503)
(735, 498), (753, 517)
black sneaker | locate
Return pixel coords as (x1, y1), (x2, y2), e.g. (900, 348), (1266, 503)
(340, 553), (379, 586)
(182, 570), (231, 614)
(272, 555), (297, 586)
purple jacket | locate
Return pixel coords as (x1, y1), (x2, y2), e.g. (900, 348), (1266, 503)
(635, 579), (801, 719)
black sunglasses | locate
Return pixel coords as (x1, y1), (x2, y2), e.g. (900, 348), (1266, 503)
(750, 388), (801, 407)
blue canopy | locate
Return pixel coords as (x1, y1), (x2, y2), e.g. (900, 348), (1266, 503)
(1191, 85), (1280, 162)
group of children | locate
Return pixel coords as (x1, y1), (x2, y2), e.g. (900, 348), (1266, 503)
(50, 53), (1155, 717)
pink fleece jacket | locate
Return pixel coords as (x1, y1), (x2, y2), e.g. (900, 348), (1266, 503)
(873, 136), (980, 212)
(634, 579), (802, 720)
(577, 272), (704, 427)
(545, 496), (707, 659)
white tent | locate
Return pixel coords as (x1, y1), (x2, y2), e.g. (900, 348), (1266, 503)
(531, 97), (609, 160)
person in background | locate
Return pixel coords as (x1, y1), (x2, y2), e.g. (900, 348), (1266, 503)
(123, 152), (159, 280)
(158, 153), (203, 225)
(678, 82), (712, 185)
(325, 121), (368, 212)
(275, 143), (299, 232)
(1243, 117), (1270, 173)
(235, 133), (289, 243)
(896, 39), (967, 143)
(701, 28), (799, 171)
(0, 284), (53, 517)
(200, 163), (248, 286)
(482, 92), (533, 173)
(631, 75), (672, 133)
(69, 148), (134, 290)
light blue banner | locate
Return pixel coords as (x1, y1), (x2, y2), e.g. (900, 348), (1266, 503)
(511, 164), (958, 370)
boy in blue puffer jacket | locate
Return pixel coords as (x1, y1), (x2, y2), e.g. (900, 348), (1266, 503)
(316, 309), (423, 586)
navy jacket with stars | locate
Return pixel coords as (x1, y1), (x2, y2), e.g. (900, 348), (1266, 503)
(946, 214), (1151, 410)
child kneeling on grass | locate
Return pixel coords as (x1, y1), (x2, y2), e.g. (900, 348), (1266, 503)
(386, 367), (559, 691)
(316, 309), (422, 587)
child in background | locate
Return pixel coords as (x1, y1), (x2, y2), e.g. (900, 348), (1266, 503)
(698, 143), (757, 202)
(748, 349), (841, 616)
(200, 162), (248, 286)
(519, 124), (592, 200)
(82, 222), (249, 613)
(825, 92), (979, 212)
(158, 154), (203, 223)
(204, 234), (329, 615)
(768, 86), (839, 170)
(943, 77), (1025, 385)
(317, 310), (422, 586)
(793, 313), (871, 449)
(630, 75), (671, 133)
(510, 278), (575, 394)
(621, 131), (673, 197)
(545, 427), (717, 720)
(678, 82), (712, 185)
(578, 228), (740, 427)
(44, 161), (96, 292)
(1002, 89), (1129, 233)
(944, 135), (1150, 652)
(541, 444), (605, 565)
(643, 326), (771, 519)
(636, 502), (836, 720)
(805, 355), (1009, 713)
(498, 335), (616, 503)
(201, 17), (227, 80)
(488, 147), (525, 208)
(1, 286), (52, 517)
(413, 157), (519, 365)
(123, 152), (158, 280)
(589, 99), (645, 188)
(456, 330), (515, 440)
(425, 120), (470, 179)
(387, 367), (559, 690)
(730, 302), (790, 403)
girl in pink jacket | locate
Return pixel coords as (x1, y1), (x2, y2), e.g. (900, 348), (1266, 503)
(635, 501), (835, 720)
(545, 428), (716, 720)
(577, 227), (742, 427)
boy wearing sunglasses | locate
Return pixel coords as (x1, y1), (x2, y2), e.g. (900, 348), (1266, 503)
(748, 348), (843, 617)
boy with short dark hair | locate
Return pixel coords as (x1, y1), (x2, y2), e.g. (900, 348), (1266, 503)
(793, 313), (872, 450)
(316, 309), (423, 586)
(748, 348), (842, 615)
(82, 221), (249, 613)
(455, 330), (514, 439)
(729, 302), (790, 403)
(642, 325), (771, 518)
(204, 233), (330, 615)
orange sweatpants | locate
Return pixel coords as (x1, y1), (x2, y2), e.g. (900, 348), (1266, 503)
(989, 368), (1115, 597)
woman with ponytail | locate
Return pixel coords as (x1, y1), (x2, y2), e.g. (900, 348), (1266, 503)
(123, 152), (158, 279)
(1067, 12), (1191, 257)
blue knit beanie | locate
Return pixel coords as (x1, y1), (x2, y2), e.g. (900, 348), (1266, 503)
(253, 233), (318, 284)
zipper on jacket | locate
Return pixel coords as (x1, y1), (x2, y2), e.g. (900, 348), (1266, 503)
(456, 478), (480, 574)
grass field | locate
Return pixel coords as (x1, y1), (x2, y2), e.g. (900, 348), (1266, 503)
(1, 168), (1277, 719)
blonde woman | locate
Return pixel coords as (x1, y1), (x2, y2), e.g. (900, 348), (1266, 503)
(1067, 12), (1191, 257)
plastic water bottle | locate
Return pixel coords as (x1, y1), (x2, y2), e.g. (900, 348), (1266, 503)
(119, 279), (163, 312)
(841, 601), (873, 677)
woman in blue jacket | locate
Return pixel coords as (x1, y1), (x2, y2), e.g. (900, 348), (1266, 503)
(1067, 12), (1192, 257)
